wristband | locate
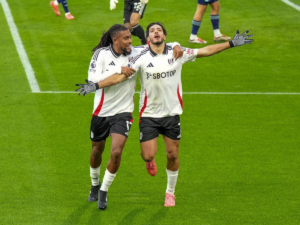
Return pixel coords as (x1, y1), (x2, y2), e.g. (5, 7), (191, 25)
(95, 83), (100, 90)
(229, 41), (234, 48)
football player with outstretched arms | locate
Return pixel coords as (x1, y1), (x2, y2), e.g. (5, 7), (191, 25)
(130, 22), (253, 207)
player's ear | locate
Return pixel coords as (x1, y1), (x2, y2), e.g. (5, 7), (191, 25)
(113, 37), (118, 45)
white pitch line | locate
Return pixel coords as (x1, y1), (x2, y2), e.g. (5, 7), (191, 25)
(35, 91), (300, 95)
(181, 92), (300, 95)
(39, 91), (75, 93)
(282, 0), (300, 11)
(1, 0), (40, 92)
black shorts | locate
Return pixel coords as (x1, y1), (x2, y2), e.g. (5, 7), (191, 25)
(198, 0), (218, 5)
(124, 0), (147, 24)
(139, 115), (181, 143)
(90, 113), (133, 142)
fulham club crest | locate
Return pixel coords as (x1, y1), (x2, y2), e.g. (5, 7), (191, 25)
(168, 58), (174, 65)
(128, 56), (134, 62)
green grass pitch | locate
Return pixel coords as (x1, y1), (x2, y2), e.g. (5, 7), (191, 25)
(0, 0), (300, 224)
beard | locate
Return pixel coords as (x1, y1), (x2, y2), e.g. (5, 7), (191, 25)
(150, 37), (164, 46)
(121, 47), (131, 56)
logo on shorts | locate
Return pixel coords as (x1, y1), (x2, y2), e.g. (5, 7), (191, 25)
(177, 123), (181, 138)
(91, 131), (94, 139)
(140, 132), (143, 140)
(125, 132), (129, 136)
(134, 2), (142, 11)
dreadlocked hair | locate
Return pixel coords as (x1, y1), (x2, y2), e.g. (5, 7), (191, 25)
(145, 22), (167, 38)
(92, 24), (129, 52)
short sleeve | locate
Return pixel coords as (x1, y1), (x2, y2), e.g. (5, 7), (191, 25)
(180, 47), (198, 64)
(88, 51), (121, 83)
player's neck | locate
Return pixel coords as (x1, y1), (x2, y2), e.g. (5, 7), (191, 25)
(112, 45), (123, 55)
(150, 42), (165, 55)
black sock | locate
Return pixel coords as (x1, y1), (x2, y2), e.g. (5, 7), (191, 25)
(131, 24), (147, 45)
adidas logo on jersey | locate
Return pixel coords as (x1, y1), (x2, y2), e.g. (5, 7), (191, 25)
(109, 61), (115, 66)
(147, 63), (154, 68)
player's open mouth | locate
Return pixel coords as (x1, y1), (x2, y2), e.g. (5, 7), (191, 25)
(155, 35), (160, 38)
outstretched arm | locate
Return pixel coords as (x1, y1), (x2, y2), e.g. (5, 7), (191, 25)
(197, 30), (253, 58)
(97, 73), (128, 88)
(75, 67), (136, 96)
(97, 66), (135, 87)
(197, 42), (231, 58)
(75, 74), (127, 96)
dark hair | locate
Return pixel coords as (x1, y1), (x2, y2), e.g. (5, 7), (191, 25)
(92, 24), (128, 52)
(145, 22), (167, 38)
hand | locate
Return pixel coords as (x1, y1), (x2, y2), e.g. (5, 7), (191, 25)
(230, 30), (254, 47)
(140, 0), (148, 4)
(75, 79), (99, 96)
(110, 0), (118, 10)
(121, 67), (136, 77)
(173, 45), (183, 61)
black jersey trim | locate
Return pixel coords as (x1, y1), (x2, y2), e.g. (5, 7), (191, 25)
(109, 45), (121, 58)
(149, 44), (168, 57)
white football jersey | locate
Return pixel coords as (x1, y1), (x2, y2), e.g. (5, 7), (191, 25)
(130, 44), (198, 118)
(88, 44), (147, 117)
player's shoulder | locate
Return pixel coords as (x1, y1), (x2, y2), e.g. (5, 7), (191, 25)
(131, 48), (149, 64)
(132, 45), (149, 53)
(92, 46), (110, 61)
(133, 44), (148, 49)
(165, 43), (177, 50)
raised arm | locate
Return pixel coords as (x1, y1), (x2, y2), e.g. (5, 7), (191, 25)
(197, 30), (253, 58)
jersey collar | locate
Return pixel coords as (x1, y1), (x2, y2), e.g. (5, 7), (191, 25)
(109, 45), (121, 58)
(149, 44), (168, 57)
